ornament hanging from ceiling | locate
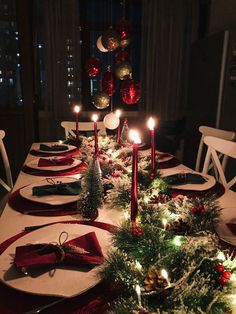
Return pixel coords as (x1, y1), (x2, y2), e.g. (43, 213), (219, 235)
(101, 27), (120, 51)
(115, 61), (132, 80)
(96, 35), (109, 52)
(119, 38), (131, 49)
(114, 50), (129, 64)
(102, 67), (116, 96)
(85, 57), (102, 77)
(103, 112), (120, 129)
(120, 78), (140, 104)
(92, 91), (110, 109)
(115, 19), (131, 40)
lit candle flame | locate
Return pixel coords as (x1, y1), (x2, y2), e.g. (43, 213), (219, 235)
(74, 105), (81, 113)
(147, 117), (155, 130)
(115, 109), (122, 118)
(135, 284), (142, 308)
(92, 114), (98, 122)
(161, 269), (171, 286)
(129, 130), (141, 144)
(162, 218), (168, 230)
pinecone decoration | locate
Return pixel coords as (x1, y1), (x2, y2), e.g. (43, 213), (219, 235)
(144, 269), (168, 292)
(171, 218), (191, 235)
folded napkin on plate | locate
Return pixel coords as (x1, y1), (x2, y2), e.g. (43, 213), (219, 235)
(38, 157), (74, 167)
(164, 173), (207, 186)
(32, 181), (81, 196)
(39, 144), (69, 151)
(14, 232), (104, 271)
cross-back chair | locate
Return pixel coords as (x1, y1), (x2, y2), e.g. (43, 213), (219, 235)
(61, 121), (107, 139)
(195, 126), (236, 174)
(202, 136), (236, 190)
(0, 130), (13, 192)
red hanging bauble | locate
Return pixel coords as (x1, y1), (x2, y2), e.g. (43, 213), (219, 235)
(102, 68), (116, 96)
(115, 19), (131, 40)
(85, 57), (102, 77)
(114, 50), (130, 64)
(120, 78), (141, 104)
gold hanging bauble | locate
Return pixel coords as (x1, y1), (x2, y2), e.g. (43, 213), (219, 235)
(115, 61), (132, 80)
(92, 91), (110, 109)
(101, 28), (120, 51)
(119, 38), (131, 48)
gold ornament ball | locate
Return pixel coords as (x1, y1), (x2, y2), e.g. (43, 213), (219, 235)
(101, 29), (120, 51)
(115, 61), (132, 80)
(119, 38), (131, 48)
(92, 91), (110, 109)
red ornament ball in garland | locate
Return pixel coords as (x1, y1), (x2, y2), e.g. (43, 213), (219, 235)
(223, 271), (231, 280)
(115, 19), (131, 40)
(85, 57), (102, 77)
(114, 50), (130, 64)
(101, 28), (120, 51)
(120, 78), (141, 104)
(102, 68), (116, 96)
(216, 264), (224, 273)
(132, 226), (143, 236)
(218, 275), (228, 285)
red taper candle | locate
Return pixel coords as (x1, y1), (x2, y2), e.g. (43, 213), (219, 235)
(92, 114), (99, 156)
(74, 105), (81, 145)
(129, 130), (141, 223)
(147, 117), (156, 175)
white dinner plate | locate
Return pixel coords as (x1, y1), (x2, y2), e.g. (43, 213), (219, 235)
(19, 177), (81, 205)
(0, 223), (111, 297)
(161, 169), (216, 191)
(215, 207), (236, 246)
(26, 157), (81, 172)
(35, 144), (77, 154)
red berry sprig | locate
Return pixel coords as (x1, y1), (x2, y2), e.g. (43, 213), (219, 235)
(191, 204), (205, 214)
(216, 264), (231, 285)
(132, 226), (143, 236)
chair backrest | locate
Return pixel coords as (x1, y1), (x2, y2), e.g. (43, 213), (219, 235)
(0, 130), (13, 192)
(195, 126), (236, 172)
(202, 135), (236, 190)
(61, 121), (107, 138)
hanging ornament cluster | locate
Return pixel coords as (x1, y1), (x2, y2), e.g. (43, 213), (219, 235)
(85, 57), (102, 77)
(85, 1), (140, 108)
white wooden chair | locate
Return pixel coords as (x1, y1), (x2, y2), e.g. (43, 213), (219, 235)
(195, 126), (236, 173)
(0, 130), (13, 216)
(61, 121), (107, 138)
(0, 130), (13, 192)
(202, 136), (236, 190)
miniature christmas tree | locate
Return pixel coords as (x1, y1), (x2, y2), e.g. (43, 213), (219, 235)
(77, 157), (103, 220)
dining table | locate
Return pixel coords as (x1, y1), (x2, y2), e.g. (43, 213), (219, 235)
(0, 140), (235, 314)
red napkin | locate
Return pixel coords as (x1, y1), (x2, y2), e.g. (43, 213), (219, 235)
(14, 232), (104, 270)
(38, 157), (74, 167)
